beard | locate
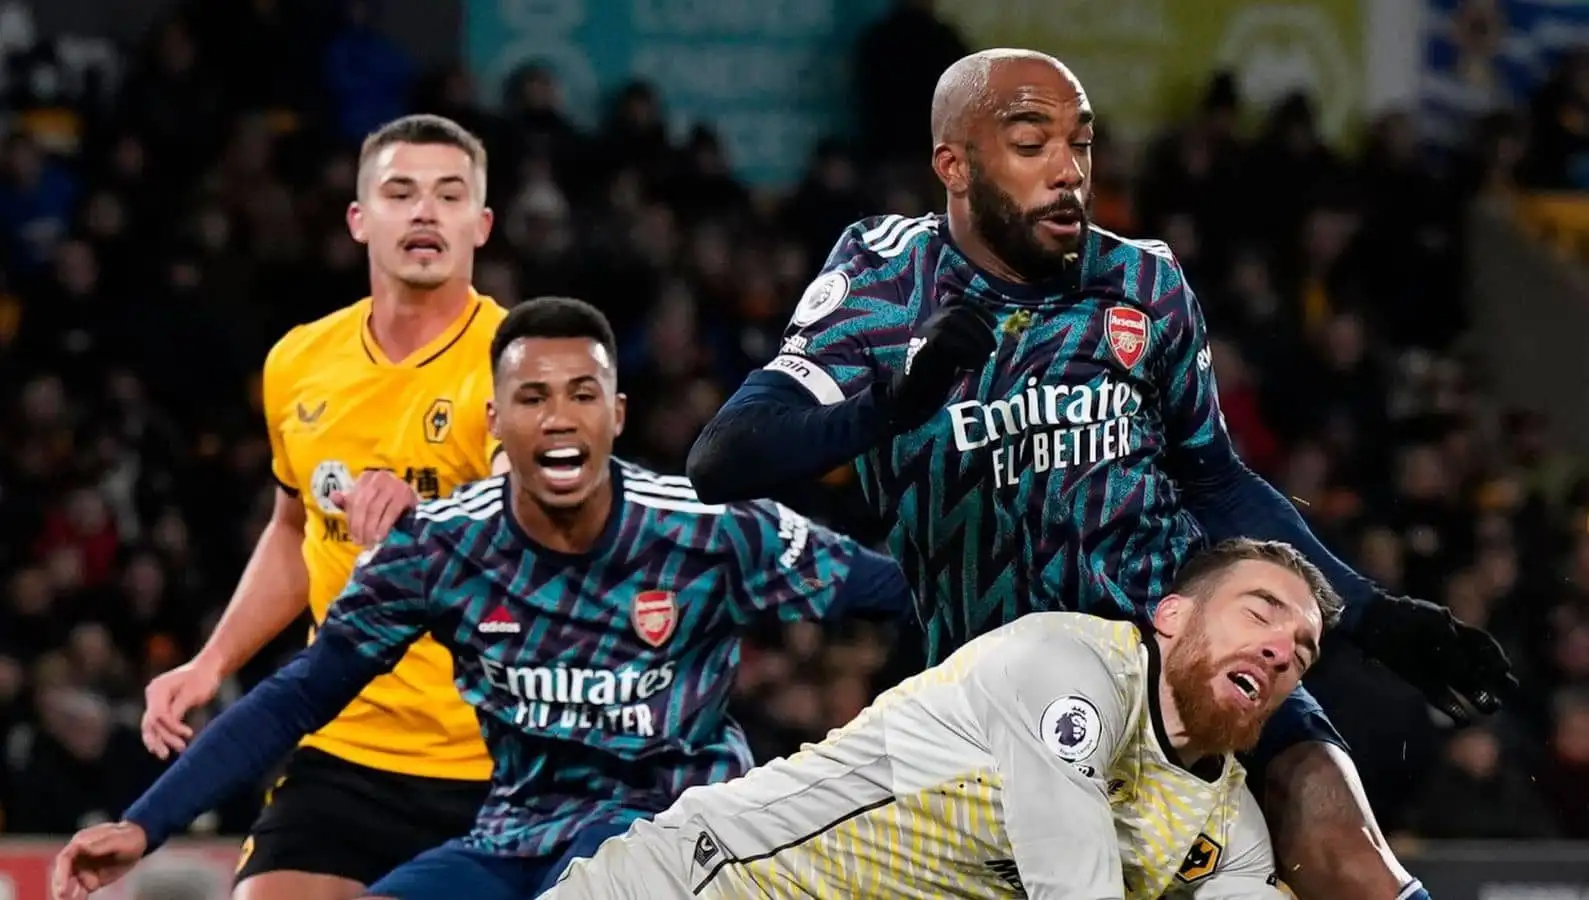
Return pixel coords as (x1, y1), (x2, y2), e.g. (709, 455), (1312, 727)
(966, 157), (1089, 282)
(1163, 608), (1274, 756)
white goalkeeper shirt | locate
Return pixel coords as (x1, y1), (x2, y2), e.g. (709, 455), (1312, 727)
(576, 612), (1286, 899)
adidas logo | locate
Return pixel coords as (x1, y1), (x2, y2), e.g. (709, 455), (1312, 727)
(477, 607), (520, 634)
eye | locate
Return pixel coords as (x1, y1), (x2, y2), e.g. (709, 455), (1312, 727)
(1071, 141), (1094, 150)
(1247, 607), (1269, 625)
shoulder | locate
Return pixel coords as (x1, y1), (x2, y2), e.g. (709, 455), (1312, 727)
(1087, 225), (1196, 317)
(998, 612), (1145, 674)
(411, 476), (507, 537)
(467, 293), (509, 343)
(844, 213), (945, 262)
(787, 214), (944, 340)
(962, 613), (1144, 714)
(264, 298), (369, 380)
(618, 459), (729, 521)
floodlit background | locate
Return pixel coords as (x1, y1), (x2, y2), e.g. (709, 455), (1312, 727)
(0, 0), (1585, 896)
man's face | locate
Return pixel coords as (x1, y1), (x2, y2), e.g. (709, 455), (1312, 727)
(1162, 560), (1324, 754)
(488, 336), (625, 511)
(964, 59), (1095, 278)
(348, 142), (493, 289)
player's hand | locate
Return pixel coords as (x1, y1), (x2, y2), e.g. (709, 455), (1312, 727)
(51, 821), (147, 900)
(882, 298), (997, 434)
(331, 469), (420, 547)
(1349, 593), (1519, 724)
(142, 657), (222, 759)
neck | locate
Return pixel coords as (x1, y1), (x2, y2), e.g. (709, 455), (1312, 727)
(945, 204), (1029, 284)
(1154, 637), (1217, 766)
(509, 470), (613, 555)
(367, 273), (472, 363)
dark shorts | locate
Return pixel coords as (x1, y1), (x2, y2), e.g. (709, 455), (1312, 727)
(1242, 684), (1349, 794)
(365, 821), (634, 900)
(235, 747), (490, 888)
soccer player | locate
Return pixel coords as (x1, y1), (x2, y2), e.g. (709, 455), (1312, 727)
(686, 50), (1517, 900)
(137, 114), (510, 900)
(548, 538), (1331, 899)
(51, 297), (913, 900)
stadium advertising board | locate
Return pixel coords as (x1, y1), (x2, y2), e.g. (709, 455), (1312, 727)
(937, 0), (1367, 145)
(463, 0), (889, 186)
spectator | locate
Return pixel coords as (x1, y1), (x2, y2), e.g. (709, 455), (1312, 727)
(1404, 724), (1556, 839)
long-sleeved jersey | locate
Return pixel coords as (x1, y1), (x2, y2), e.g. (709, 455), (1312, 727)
(125, 460), (913, 861)
(762, 215), (1226, 662)
(549, 613), (1285, 899)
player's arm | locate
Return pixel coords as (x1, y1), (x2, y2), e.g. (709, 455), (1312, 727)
(1156, 257), (1515, 714)
(963, 627), (1131, 899)
(722, 498), (913, 623)
(1167, 788), (1287, 899)
(687, 221), (900, 503)
(121, 519), (434, 853)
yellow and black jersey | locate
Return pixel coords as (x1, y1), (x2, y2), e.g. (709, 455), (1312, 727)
(262, 290), (507, 779)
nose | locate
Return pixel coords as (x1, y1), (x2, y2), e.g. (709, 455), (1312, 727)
(1259, 636), (1296, 673)
(540, 396), (578, 433)
(1049, 146), (1084, 191)
(410, 193), (440, 223)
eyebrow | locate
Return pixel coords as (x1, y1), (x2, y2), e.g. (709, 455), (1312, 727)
(515, 374), (601, 391)
(1000, 107), (1095, 130)
(382, 174), (470, 191)
(1250, 588), (1321, 662)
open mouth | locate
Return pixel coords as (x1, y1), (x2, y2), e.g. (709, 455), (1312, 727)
(534, 447), (589, 488)
(1226, 670), (1263, 704)
(402, 234), (446, 259)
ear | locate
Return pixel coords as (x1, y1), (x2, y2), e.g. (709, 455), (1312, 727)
(475, 205), (495, 248)
(486, 398), (499, 439)
(613, 392), (627, 438)
(932, 143), (970, 196)
(1152, 594), (1188, 638)
(347, 201), (368, 244)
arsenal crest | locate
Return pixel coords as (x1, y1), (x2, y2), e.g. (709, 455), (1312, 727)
(1104, 306), (1149, 369)
(631, 590), (678, 647)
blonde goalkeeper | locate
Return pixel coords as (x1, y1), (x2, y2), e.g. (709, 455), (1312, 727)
(548, 538), (1337, 899)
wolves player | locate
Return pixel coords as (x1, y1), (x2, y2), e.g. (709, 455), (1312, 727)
(688, 50), (1516, 900)
(550, 539), (1332, 899)
(51, 298), (912, 900)
(139, 115), (510, 900)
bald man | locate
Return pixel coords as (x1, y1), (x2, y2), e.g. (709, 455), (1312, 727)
(688, 49), (1514, 900)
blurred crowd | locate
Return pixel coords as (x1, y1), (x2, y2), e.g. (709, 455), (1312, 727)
(0, 0), (1586, 847)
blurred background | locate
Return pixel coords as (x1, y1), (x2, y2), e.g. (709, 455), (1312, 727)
(0, 0), (1584, 896)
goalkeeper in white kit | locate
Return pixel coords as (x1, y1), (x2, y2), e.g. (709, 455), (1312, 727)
(547, 538), (1336, 899)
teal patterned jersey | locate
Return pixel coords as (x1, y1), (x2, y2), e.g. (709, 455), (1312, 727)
(316, 459), (861, 857)
(766, 214), (1227, 663)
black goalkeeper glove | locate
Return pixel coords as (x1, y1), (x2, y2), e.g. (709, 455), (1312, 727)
(1348, 592), (1519, 724)
(876, 298), (997, 435)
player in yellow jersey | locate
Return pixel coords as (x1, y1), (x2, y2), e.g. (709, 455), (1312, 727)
(137, 114), (510, 900)
(550, 539), (1338, 900)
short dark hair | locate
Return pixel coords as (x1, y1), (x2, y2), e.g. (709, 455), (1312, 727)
(357, 114), (488, 199)
(490, 297), (618, 378)
(1170, 538), (1344, 629)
